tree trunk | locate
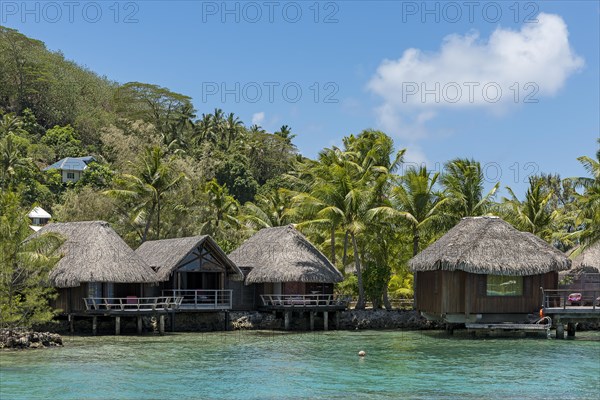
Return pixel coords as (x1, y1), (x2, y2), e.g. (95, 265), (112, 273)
(412, 225), (419, 256)
(330, 224), (336, 265)
(352, 233), (366, 310)
(412, 225), (419, 309)
(342, 231), (349, 268)
(157, 196), (161, 240)
(141, 204), (156, 243)
(383, 284), (392, 310)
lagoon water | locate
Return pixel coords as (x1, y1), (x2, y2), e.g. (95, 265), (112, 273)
(1, 330), (599, 399)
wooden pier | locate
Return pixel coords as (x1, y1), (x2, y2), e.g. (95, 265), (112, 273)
(259, 294), (349, 331)
(68, 296), (183, 335)
(541, 288), (600, 339)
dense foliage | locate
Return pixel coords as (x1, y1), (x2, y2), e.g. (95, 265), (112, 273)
(0, 26), (597, 314)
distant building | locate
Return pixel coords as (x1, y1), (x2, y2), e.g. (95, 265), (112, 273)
(43, 156), (95, 183)
(28, 207), (52, 231)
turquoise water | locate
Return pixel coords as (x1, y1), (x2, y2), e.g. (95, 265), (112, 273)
(1, 330), (599, 399)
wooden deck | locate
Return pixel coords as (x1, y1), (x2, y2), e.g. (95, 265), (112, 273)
(541, 289), (600, 321)
(466, 322), (550, 331)
(162, 290), (233, 310)
(83, 296), (182, 314)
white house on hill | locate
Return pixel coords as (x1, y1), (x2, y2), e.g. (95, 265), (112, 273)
(28, 207), (52, 231)
(43, 156), (95, 183)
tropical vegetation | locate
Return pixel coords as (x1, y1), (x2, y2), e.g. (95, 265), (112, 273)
(0, 26), (597, 320)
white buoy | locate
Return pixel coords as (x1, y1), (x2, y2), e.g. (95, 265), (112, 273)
(358, 350), (366, 357)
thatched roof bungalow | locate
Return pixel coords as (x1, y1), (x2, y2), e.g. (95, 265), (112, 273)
(571, 241), (600, 270)
(560, 241), (600, 292)
(409, 216), (571, 324)
(229, 225), (343, 307)
(135, 236), (243, 309)
(34, 221), (157, 313)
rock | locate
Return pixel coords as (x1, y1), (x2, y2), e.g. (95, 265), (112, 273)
(0, 329), (63, 350)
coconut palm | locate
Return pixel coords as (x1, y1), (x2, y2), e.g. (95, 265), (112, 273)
(200, 179), (241, 236)
(223, 112), (244, 149)
(0, 134), (31, 189)
(295, 147), (385, 309)
(241, 189), (297, 231)
(568, 139), (600, 246)
(502, 177), (556, 242)
(441, 158), (499, 221)
(274, 125), (296, 144)
(104, 146), (185, 242)
(370, 166), (447, 257)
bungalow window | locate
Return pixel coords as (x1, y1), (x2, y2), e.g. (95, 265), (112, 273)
(67, 172), (75, 180)
(486, 275), (523, 296)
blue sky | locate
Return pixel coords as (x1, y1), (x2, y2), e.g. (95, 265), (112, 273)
(2, 1), (599, 196)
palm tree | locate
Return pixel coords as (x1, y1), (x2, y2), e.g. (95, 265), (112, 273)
(295, 147), (384, 309)
(248, 124), (266, 134)
(568, 139), (600, 246)
(223, 113), (244, 149)
(0, 113), (26, 138)
(104, 146), (185, 242)
(200, 179), (241, 238)
(502, 177), (556, 242)
(0, 134), (31, 189)
(241, 189), (297, 230)
(441, 158), (499, 221)
(274, 125), (296, 144)
(369, 166), (447, 257)
(0, 191), (64, 330)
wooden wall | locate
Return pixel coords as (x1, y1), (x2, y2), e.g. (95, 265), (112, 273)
(52, 285), (86, 313)
(416, 270), (558, 316)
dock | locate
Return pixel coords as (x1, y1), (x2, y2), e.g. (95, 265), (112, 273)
(542, 288), (600, 339)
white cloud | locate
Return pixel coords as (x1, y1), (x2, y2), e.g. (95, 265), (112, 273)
(251, 112), (265, 126)
(368, 13), (584, 139)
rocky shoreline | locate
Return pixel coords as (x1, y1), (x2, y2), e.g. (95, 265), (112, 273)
(0, 330), (63, 350)
(230, 309), (443, 331)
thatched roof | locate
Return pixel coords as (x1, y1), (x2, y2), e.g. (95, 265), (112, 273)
(571, 241), (600, 269)
(34, 221), (157, 288)
(228, 225), (344, 284)
(409, 216), (571, 276)
(135, 236), (243, 281)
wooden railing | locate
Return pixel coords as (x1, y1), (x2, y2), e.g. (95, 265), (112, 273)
(84, 296), (182, 312)
(541, 288), (600, 310)
(348, 298), (414, 310)
(162, 289), (233, 310)
(260, 294), (350, 308)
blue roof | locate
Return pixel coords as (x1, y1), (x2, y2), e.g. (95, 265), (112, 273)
(43, 156), (95, 172)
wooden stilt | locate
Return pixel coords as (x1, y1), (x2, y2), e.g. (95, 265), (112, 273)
(323, 311), (329, 331)
(115, 316), (121, 335)
(284, 311), (291, 330)
(567, 322), (576, 338)
(159, 315), (165, 335)
(92, 316), (97, 336)
(309, 311), (315, 331)
(137, 316), (143, 335)
(69, 314), (74, 333)
(335, 312), (340, 329)
(556, 324), (565, 339)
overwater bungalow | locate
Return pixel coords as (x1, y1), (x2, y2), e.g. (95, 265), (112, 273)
(409, 216), (571, 324)
(229, 225), (347, 329)
(135, 236), (244, 310)
(34, 221), (159, 314)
